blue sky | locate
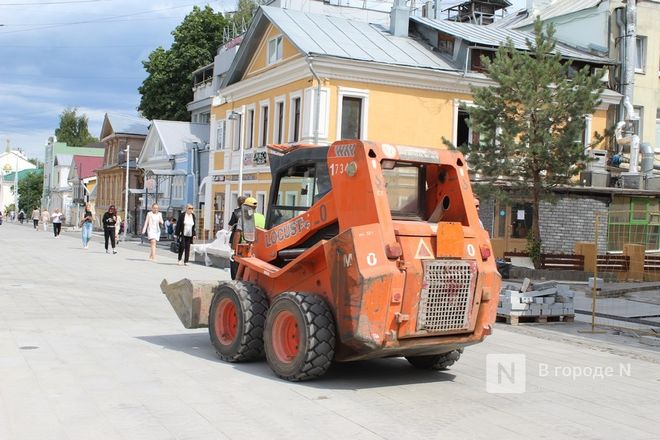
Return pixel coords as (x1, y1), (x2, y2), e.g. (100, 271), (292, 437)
(0, 0), (236, 160)
(0, 0), (526, 161)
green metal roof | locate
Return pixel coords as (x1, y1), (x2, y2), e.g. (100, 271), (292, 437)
(53, 142), (105, 157)
(2, 168), (43, 182)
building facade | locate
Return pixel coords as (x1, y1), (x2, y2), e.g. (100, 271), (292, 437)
(96, 113), (149, 232)
(138, 120), (210, 229)
(68, 155), (104, 226)
(1, 149), (36, 212)
(207, 5), (618, 243)
(42, 138), (104, 214)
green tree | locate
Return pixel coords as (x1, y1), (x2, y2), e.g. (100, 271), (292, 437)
(456, 19), (604, 266)
(231, 0), (258, 30)
(138, 6), (229, 121)
(54, 108), (98, 146)
(16, 170), (43, 213)
(28, 157), (44, 168)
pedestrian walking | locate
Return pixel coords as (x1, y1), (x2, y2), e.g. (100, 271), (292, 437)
(18, 210), (25, 224)
(41, 209), (50, 231)
(81, 203), (94, 249)
(102, 205), (119, 254)
(51, 209), (64, 237)
(0, 211), (3, 225)
(31, 207), (40, 229)
(115, 213), (123, 243)
(142, 203), (164, 262)
(175, 204), (196, 266)
(165, 217), (173, 240)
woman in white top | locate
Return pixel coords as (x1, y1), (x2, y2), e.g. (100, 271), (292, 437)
(142, 203), (164, 261)
(174, 204), (196, 266)
(51, 208), (64, 237)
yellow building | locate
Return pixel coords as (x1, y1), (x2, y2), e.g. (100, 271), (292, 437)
(208, 5), (620, 234)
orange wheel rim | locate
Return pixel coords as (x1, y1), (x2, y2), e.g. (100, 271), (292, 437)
(272, 310), (300, 363)
(215, 298), (238, 345)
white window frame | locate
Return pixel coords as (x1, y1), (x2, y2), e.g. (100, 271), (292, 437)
(172, 176), (185, 200)
(635, 36), (647, 73)
(216, 120), (226, 150)
(336, 87), (369, 141)
(256, 191), (267, 216)
(227, 110), (242, 151)
(274, 95), (286, 144)
(230, 191), (239, 212)
(267, 35), (283, 65)
(452, 99), (475, 147)
(285, 191), (297, 206)
(259, 99), (270, 147)
(583, 115), (593, 149)
(633, 106), (644, 136)
(289, 91), (303, 143)
(245, 104), (256, 150)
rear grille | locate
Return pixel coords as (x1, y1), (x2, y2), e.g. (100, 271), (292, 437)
(417, 260), (476, 333)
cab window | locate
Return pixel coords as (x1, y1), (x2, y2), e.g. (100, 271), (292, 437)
(268, 162), (330, 227)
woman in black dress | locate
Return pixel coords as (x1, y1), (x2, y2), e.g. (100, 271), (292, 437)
(102, 205), (118, 254)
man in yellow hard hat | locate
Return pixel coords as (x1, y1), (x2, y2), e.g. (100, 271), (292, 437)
(242, 197), (265, 229)
(230, 196), (265, 279)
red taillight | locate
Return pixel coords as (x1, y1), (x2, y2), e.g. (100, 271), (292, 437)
(480, 245), (491, 261)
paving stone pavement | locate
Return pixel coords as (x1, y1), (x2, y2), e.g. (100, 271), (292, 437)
(1, 222), (660, 440)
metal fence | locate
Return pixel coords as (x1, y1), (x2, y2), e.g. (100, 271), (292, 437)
(578, 211), (660, 336)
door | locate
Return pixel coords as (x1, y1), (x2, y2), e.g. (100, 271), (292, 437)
(491, 202), (534, 257)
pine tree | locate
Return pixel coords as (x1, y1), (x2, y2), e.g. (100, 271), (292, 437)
(459, 18), (605, 265)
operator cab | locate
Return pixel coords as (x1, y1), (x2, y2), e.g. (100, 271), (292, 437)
(265, 145), (337, 266)
(266, 145), (331, 229)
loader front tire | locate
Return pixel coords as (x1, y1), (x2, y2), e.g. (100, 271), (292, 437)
(264, 293), (335, 381)
(209, 281), (268, 362)
(405, 349), (463, 371)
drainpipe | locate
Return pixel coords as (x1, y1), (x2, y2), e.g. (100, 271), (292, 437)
(614, 7), (626, 123)
(306, 57), (322, 145)
(192, 142), (199, 209)
(623, 0), (639, 173)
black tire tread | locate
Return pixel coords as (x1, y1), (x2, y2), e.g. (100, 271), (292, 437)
(268, 292), (336, 381)
(209, 281), (268, 362)
(405, 348), (463, 371)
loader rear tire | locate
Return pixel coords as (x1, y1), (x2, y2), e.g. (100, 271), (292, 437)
(405, 349), (463, 371)
(264, 292), (335, 381)
(209, 281), (268, 362)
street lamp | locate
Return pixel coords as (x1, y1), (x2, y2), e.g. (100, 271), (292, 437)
(123, 144), (130, 241)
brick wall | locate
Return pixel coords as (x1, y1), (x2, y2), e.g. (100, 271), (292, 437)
(479, 197), (496, 236)
(539, 195), (609, 254)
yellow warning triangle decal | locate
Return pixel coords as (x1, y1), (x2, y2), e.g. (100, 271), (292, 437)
(415, 239), (434, 259)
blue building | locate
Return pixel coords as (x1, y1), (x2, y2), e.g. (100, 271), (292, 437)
(137, 120), (210, 223)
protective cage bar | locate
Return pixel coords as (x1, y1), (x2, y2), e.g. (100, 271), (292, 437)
(417, 260), (476, 332)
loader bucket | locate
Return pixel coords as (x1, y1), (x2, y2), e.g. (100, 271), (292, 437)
(160, 278), (220, 329)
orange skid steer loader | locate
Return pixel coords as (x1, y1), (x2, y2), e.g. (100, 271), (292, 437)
(161, 140), (501, 381)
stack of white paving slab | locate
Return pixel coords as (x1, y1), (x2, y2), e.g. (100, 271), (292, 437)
(498, 278), (575, 325)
